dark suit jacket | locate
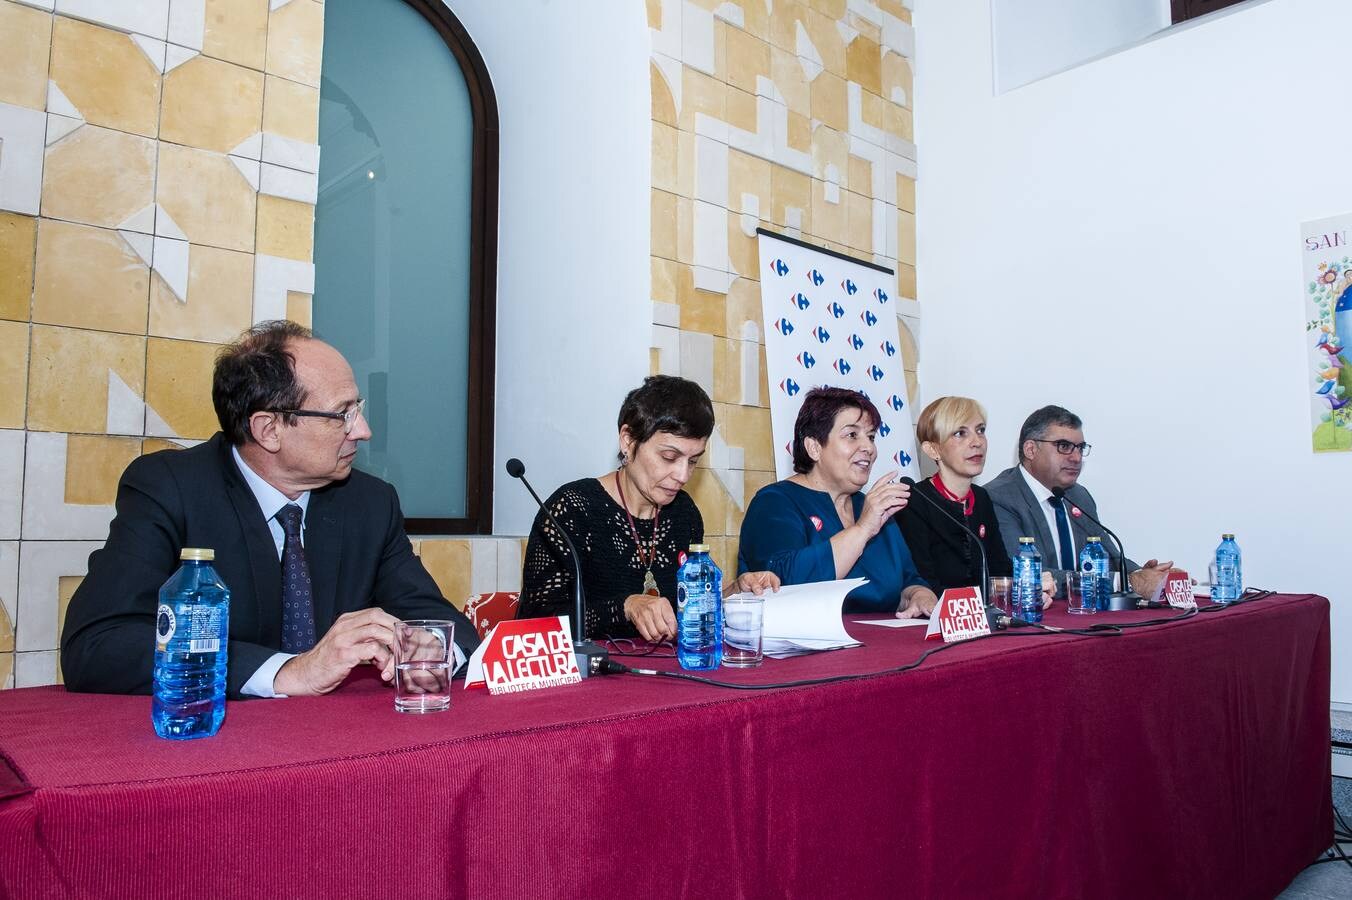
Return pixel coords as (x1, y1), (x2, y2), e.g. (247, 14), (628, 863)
(985, 465), (1139, 589)
(61, 434), (479, 698)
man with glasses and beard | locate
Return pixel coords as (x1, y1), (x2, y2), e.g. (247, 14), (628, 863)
(986, 405), (1173, 600)
(62, 320), (478, 699)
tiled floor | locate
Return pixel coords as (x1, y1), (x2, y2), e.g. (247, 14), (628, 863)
(1278, 754), (1352, 900)
(1277, 846), (1352, 899)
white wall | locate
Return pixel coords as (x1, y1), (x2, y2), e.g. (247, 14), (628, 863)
(441, 1), (651, 535)
(916, 0), (1352, 702)
(991, 0), (1169, 91)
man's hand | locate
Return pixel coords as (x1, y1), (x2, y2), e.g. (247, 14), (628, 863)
(273, 608), (399, 697)
(727, 570), (780, 597)
(623, 593), (677, 642)
(896, 586), (939, 619)
(1041, 570), (1055, 609)
(1128, 559), (1174, 600)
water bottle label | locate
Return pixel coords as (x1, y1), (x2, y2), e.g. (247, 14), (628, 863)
(155, 604), (176, 649)
(681, 591), (712, 615)
(160, 604), (226, 654)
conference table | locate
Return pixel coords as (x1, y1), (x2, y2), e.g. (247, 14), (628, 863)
(0, 593), (1331, 899)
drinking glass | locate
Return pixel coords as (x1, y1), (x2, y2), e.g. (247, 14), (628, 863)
(722, 596), (765, 668)
(986, 577), (1012, 615)
(394, 620), (454, 713)
(1065, 573), (1097, 615)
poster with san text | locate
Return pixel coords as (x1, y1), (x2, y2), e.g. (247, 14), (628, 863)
(1302, 212), (1352, 452)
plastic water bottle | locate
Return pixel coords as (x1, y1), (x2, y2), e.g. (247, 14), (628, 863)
(676, 544), (723, 670)
(153, 548), (230, 740)
(1079, 536), (1111, 611)
(1013, 537), (1043, 624)
(1212, 534), (1242, 604)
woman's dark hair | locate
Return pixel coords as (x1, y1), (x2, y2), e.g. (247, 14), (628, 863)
(213, 320), (313, 446)
(792, 386), (882, 474)
(617, 376), (715, 450)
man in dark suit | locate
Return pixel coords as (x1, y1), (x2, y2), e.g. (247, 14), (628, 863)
(61, 321), (479, 699)
(985, 405), (1172, 599)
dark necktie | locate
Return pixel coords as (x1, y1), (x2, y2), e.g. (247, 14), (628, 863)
(1048, 496), (1076, 571)
(277, 504), (316, 653)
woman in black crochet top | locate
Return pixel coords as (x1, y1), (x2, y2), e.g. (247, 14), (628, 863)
(518, 376), (778, 641)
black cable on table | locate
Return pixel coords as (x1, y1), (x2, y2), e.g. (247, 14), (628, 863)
(606, 616), (1118, 690)
(1196, 587), (1276, 613)
(606, 587), (1298, 691)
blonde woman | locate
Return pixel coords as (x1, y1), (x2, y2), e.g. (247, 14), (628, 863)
(897, 396), (1051, 607)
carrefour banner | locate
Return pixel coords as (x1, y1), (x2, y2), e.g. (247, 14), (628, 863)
(757, 229), (919, 482)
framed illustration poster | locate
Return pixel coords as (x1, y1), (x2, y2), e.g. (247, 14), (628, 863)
(1302, 213), (1352, 452)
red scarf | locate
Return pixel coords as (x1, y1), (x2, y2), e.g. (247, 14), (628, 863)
(930, 472), (975, 516)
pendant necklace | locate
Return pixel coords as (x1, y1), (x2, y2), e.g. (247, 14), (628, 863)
(615, 470), (662, 596)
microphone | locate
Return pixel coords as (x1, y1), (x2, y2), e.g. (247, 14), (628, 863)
(506, 458), (608, 677)
(898, 476), (990, 615)
(985, 608), (1039, 631)
(1050, 488), (1139, 611)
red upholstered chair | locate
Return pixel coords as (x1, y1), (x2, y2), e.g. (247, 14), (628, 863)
(463, 591), (521, 638)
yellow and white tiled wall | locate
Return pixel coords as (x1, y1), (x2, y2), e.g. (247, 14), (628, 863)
(0, 0), (922, 688)
(0, 0), (526, 687)
(0, 0), (324, 688)
(646, 0), (920, 577)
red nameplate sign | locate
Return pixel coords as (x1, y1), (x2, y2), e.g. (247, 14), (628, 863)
(463, 616), (582, 694)
(924, 587), (991, 643)
(1153, 570), (1196, 610)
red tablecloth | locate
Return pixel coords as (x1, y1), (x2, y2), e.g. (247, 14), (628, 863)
(0, 594), (1331, 899)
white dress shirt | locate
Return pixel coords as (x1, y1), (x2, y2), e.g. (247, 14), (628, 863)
(1018, 463), (1075, 567)
(233, 446), (309, 698)
(230, 447), (465, 696)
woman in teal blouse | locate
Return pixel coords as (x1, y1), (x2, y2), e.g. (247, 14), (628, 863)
(737, 387), (937, 617)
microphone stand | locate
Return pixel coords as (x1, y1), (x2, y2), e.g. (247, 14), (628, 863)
(507, 459), (608, 677)
(1051, 488), (1139, 611)
(898, 476), (995, 624)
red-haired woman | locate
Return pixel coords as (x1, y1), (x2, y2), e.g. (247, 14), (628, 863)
(737, 386), (936, 618)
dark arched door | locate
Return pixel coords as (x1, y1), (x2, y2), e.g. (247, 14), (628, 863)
(315, 0), (498, 533)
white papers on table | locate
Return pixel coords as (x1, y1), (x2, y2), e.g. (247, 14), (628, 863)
(729, 578), (865, 658)
(856, 617), (929, 628)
